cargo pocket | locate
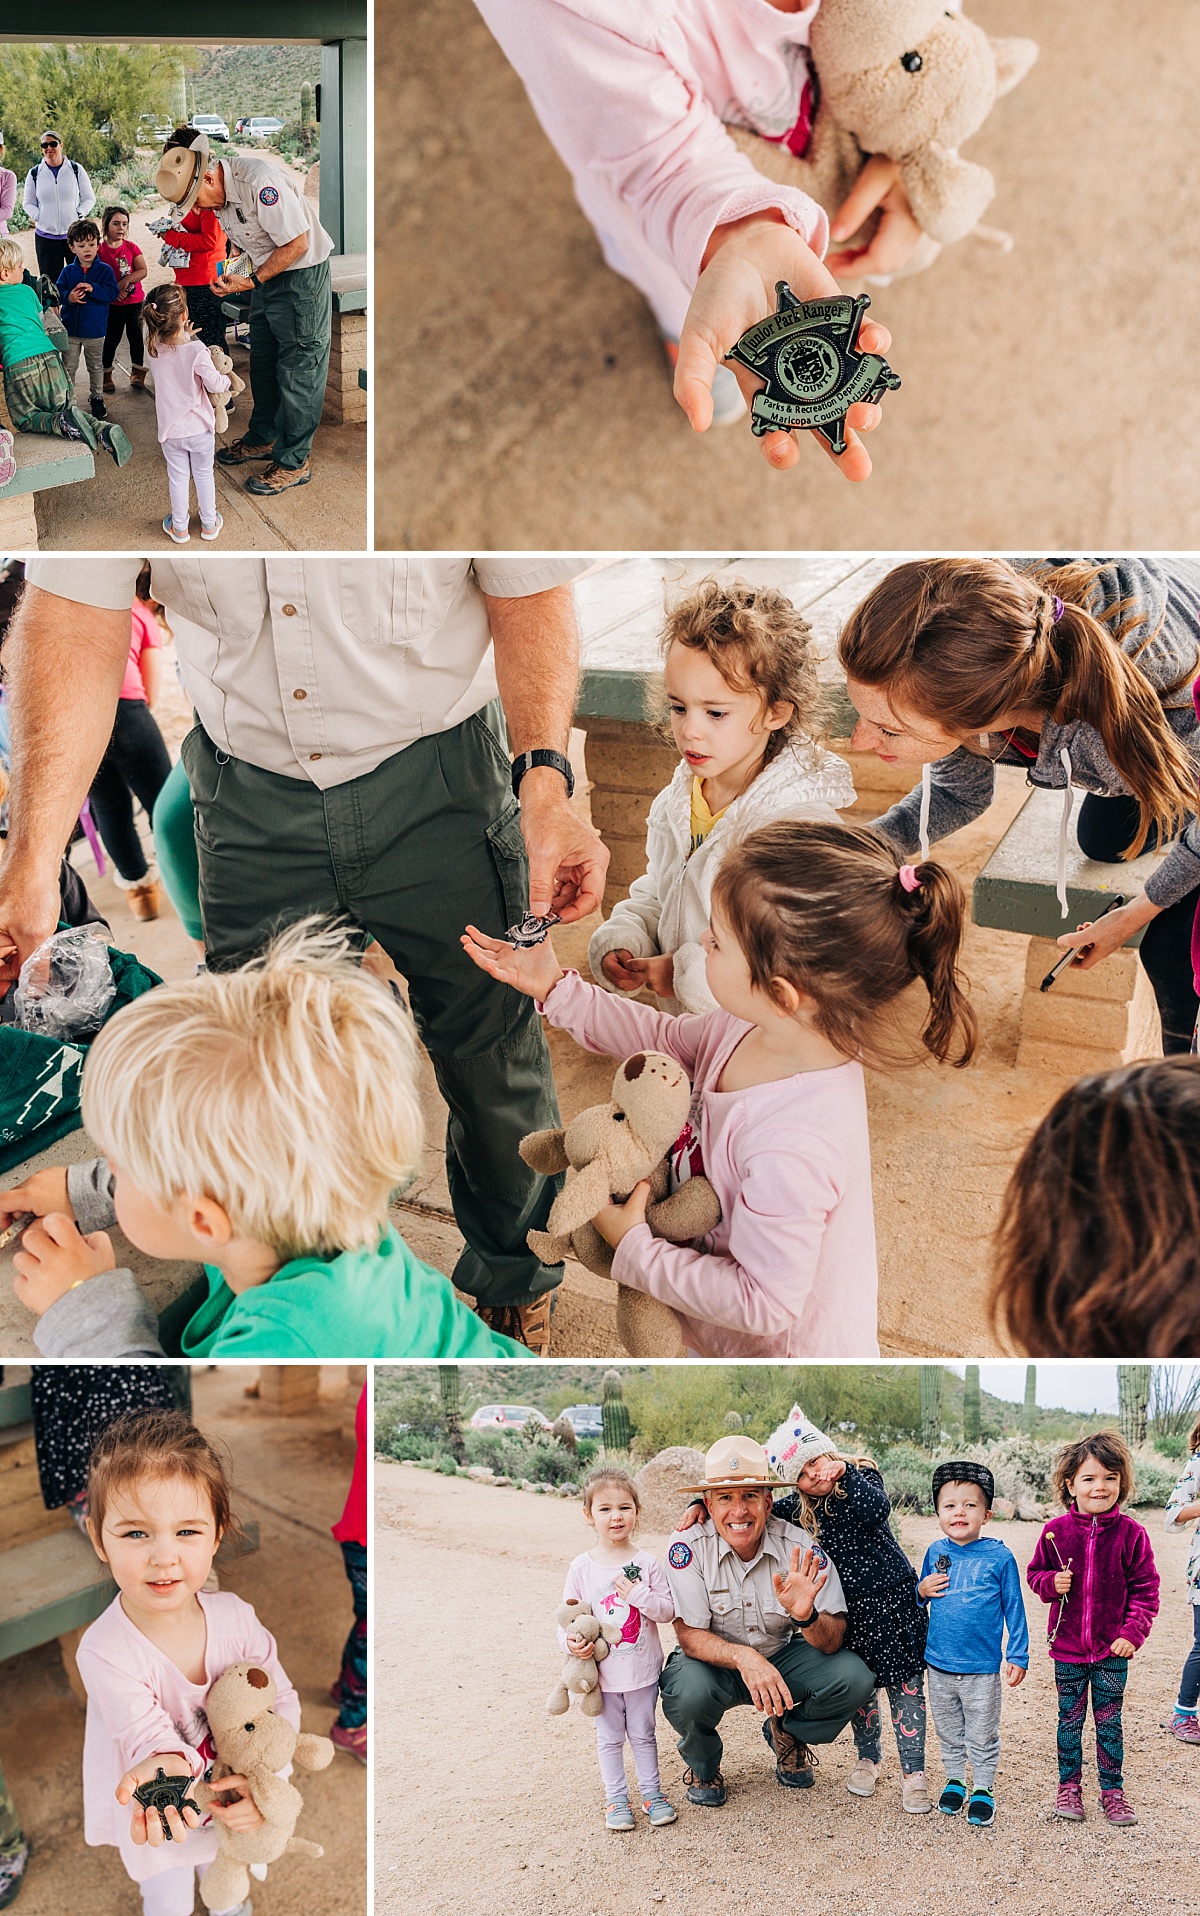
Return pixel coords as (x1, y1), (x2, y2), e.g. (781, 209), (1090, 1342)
(484, 805), (530, 937)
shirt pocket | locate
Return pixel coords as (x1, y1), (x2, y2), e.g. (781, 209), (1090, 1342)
(335, 559), (433, 648)
(156, 560), (267, 646)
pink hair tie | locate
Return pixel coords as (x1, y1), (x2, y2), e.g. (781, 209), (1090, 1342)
(897, 864), (922, 893)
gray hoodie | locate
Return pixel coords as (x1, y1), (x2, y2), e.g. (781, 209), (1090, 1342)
(873, 559), (1200, 910)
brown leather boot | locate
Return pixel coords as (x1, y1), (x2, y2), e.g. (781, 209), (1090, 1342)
(126, 879), (161, 921)
(476, 1292), (554, 1356)
(129, 365), (147, 391)
(102, 370), (115, 394)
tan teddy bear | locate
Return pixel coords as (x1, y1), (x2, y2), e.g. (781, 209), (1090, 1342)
(727, 0), (1038, 279)
(191, 1661), (334, 1914)
(546, 1601), (623, 1718)
(520, 1051), (721, 1359)
(207, 344), (246, 435)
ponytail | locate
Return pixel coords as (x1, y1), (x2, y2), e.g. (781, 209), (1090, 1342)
(838, 558), (1199, 859)
(712, 819), (977, 1072)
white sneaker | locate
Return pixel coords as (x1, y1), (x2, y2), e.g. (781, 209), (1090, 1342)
(848, 1757), (879, 1797)
(162, 513), (189, 545)
(201, 511), (224, 541)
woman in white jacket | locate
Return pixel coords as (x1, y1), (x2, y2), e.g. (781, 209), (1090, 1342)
(22, 131), (95, 280)
(589, 578), (855, 1014)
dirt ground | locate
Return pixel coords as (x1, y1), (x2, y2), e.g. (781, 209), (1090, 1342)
(378, 0), (1200, 551)
(379, 1461), (1198, 1916)
(1, 1365), (366, 1916)
(9, 151), (366, 551)
(0, 634), (1095, 1359)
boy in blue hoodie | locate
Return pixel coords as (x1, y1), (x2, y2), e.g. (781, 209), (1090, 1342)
(57, 218), (119, 421)
(918, 1461), (1030, 1828)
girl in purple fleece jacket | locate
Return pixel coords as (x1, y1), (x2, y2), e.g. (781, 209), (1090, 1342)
(1026, 1432), (1160, 1828)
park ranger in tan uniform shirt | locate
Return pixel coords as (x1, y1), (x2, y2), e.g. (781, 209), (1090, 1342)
(8, 557), (603, 1354)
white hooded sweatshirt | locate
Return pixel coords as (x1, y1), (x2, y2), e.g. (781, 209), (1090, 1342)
(588, 737), (856, 1014)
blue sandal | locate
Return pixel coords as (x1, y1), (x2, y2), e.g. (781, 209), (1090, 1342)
(967, 1789), (996, 1827)
(938, 1779), (967, 1815)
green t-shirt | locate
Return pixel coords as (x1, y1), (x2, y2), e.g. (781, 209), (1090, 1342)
(175, 1222), (527, 1359)
(0, 280), (54, 370)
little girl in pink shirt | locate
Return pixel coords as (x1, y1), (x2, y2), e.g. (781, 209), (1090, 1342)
(464, 816), (976, 1357)
(143, 283), (229, 544)
(558, 1467), (677, 1831)
(75, 1407), (300, 1916)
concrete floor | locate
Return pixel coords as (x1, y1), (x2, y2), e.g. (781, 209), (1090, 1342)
(377, 0), (1200, 550)
(1, 1364), (366, 1916)
(8, 163), (366, 552)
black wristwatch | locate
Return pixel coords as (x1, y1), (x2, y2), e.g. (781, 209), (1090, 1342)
(249, 270), (263, 288)
(792, 1609), (817, 1630)
(511, 748), (574, 801)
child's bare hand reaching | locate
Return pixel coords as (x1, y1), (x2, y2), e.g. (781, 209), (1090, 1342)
(12, 1213), (115, 1315)
(461, 925), (564, 1000)
(0, 1166), (70, 1232)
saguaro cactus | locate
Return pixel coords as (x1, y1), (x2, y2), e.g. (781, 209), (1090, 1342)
(920, 1367), (943, 1453)
(1118, 1365), (1151, 1448)
(963, 1365), (981, 1445)
(602, 1369), (631, 1454)
(300, 81), (314, 152)
(1020, 1365), (1037, 1436)
(439, 1365), (465, 1463)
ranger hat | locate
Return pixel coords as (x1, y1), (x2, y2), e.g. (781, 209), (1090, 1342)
(155, 133), (210, 217)
(682, 1436), (784, 1495)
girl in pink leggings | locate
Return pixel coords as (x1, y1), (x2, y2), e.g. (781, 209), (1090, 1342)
(559, 1469), (678, 1831)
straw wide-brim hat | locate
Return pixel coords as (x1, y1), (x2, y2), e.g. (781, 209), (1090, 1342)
(155, 133), (210, 217)
(682, 1435), (785, 1496)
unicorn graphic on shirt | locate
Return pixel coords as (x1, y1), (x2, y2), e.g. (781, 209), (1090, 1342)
(597, 1584), (642, 1649)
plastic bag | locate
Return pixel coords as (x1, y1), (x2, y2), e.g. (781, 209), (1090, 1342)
(11, 925), (117, 1041)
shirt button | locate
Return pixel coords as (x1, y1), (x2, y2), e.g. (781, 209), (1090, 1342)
(309, 753), (322, 761)
(282, 603), (297, 616)
(293, 688), (306, 700)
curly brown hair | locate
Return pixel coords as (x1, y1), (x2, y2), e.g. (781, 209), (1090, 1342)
(657, 578), (824, 768)
(990, 1057), (1200, 1356)
(1050, 1431), (1134, 1509)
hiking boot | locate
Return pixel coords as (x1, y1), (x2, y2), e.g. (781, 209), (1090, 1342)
(102, 370), (116, 393)
(329, 1720), (366, 1764)
(0, 1840), (29, 1910)
(217, 434), (275, 467)
(1170, 1710), (1200, 1744)
(903, 1774), (933, 1815)
(938, 1779), (966, 1815)
(90, 394), (108, 420)
(642, 1791), (678, 1827)
(761, 1715), (815, 1789)
(477, 1293), (554, 1356)
(245, 458), (312, 495)
(847, 1757), (879, 1797)
(966, 1788), (995, 1827)
(682, 1768), (726, 1808)
(98, 422), (133, 466)
(604, 1797), (635, 1831)
(130, 365), (148, 391)
(1055, 1779), (1085, 1820)
(1099, 1787), (1137, 1826)
(126, 879), (162, 921)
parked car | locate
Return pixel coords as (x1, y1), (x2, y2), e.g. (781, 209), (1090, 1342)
(557, 1405), (604, 1440)
(468, 1404), (552, 1432)
(243, 117), (285, 141)
(192, 114), (230, 142)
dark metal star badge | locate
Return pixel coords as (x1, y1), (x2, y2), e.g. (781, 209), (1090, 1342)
(726, 284), (901, 453)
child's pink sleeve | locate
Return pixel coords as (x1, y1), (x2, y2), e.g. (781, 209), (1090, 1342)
(74, 1645), (207, 1779)
(0, 173), (16, 226)
(611, 1134), (845, 1338)
(1025, 1528), (1060, 1604)
(628, 1555), (674, 1625)
(557, 1556), (588, 1654)
(540, 969), (709, 1073)
(474, 0), (827, 290)
(197, 345), (231, 396)
(1119, 1525), (1160, 1648)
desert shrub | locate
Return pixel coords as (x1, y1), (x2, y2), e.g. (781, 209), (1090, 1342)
(1153, 1431), (1188, 1460)
(576, 1438), (600, 1468)
(384, 1429), (440, 1464)
(874, 1445), (931, 1512)
(1130, 1449), (1181, 1507)
(436, 1453), (460, 1476)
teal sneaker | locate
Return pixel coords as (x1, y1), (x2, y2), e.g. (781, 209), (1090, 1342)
(605, 1796), (635, 1831)
(642, 1791), (678, 1827)
(967, 1789), (996, 1828)
(938, 1779), (967, 1815)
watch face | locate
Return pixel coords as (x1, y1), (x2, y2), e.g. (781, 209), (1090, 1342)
(504, 911), (561, 948)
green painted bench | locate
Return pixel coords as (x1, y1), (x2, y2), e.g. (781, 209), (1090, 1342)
(0, 431), (95, 502)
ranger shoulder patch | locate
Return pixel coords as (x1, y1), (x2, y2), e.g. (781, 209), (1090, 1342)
(258, 185), (280, 206)
(667, 1542), (693, 1569)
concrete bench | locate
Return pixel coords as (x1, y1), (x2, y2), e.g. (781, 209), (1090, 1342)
(574, 555), (906, 913)
(0, 432), (96, 547)
(972, 787), (1164, 1073)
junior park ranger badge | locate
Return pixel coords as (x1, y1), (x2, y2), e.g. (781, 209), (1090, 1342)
(726, 284), (901, 453)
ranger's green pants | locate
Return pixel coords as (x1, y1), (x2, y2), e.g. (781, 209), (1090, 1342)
(179, 703), (564, 1309)
(244, 258), (332, 469)
(659, 1638), (876, 1782)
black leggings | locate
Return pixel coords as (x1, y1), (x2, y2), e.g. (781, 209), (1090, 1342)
(102, 303), (144, 370)
(180, 282), (228, 352)
(1075, 793), (1200, 1053)
(87, 697), (172, 883)
(33, 233), (69, 281)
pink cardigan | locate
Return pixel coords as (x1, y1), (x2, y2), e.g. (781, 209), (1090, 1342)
(76, 1590), (299, 1883)
(561, 1547), (675, 1690)
(474, 0), (828, 307)
(540, 971), (879, 1357)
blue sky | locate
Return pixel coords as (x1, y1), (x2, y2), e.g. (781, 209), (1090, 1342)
(945, 1363), (1200, 1414)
